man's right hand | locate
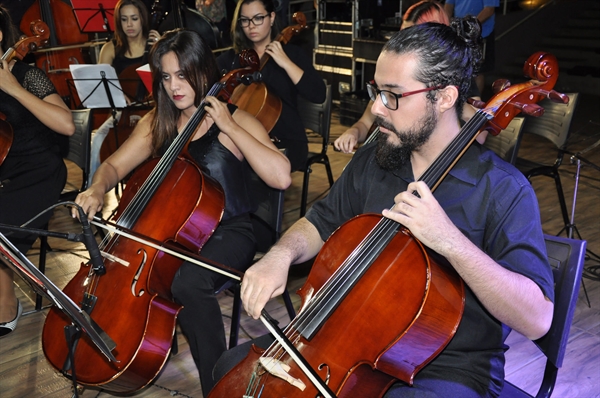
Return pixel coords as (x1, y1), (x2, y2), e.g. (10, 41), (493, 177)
(241, 251), (291, 319)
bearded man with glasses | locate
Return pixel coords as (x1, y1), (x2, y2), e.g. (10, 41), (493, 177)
(214, 18), (555, 398)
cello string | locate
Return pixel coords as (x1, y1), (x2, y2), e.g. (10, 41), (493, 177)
(95, 84), (224, 263)
(285, 111), (492, 338)
(115, 83), (223, 229)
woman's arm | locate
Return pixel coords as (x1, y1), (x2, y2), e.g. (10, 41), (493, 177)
(0, 60), (74, 136)
(74, 112), (154, 219)
(204, 97), (291, 190)
(98, 41), (116, 65)
(265, 41), (304, 84)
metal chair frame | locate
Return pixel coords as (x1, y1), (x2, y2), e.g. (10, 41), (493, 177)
(297, 84), (334, 216)
(483, 116), (526, 165)
(500, 234), (586, 397)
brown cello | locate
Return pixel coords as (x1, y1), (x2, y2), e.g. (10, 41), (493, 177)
(208, 52), (568, 397)
(229, 11), (308, 133)
(41, 60), (260, 393)
(21, 0), (90, 108)
(0, 20), (52, 165)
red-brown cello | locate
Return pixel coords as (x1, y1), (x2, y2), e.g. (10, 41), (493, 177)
(21, 0), (90, 107)
(208, 52), (568, 397)
(0, 20), (51, 165)
(41, 53), (261, 393)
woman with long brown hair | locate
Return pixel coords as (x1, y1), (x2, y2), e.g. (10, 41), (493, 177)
(75, 29), (291, 395)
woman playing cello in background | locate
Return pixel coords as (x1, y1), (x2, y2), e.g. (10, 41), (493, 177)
(74, 29), (291, 395)
(98, 0), (160, 78)
(91, 0), (161, 185)
(0, 4), (75, 337)
(217, 0), (325, 171)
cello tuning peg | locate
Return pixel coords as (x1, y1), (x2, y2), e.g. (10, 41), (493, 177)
(491, 79), (511, 94)
(467, 97), (486, 109)
(530, 88), (570, 104)
(548, 90), (570, 104)
(513, 102), (545, 117)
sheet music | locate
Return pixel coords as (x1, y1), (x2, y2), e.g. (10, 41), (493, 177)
(70, 64), (127, 109)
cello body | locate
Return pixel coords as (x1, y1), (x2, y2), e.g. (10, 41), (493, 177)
(42, 157), (224, 392)
(209, 214), (465, 397)
(21, 0), (90, 107)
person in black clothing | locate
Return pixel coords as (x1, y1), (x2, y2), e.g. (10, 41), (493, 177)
(74, 29), (291, 395)
(0, 4), (75, 337)
(98, 0), (160, 75)
(217, 0), (326, 171)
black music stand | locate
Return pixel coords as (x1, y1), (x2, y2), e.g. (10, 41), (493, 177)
(71, 0), (118, 34)
(69, 64), (127, 195)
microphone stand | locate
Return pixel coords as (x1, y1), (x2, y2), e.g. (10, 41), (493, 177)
(557, 138), (600, 308)
(0, 223), (106, 276)
(0, 229), (116, 398)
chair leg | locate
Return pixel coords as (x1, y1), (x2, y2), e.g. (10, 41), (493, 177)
(324, 157), (334, 187)
(552, 171), (571, 234)
(229, 284), (242, 349)
(300, 167), (312, 217)
(171, 328), (179, 355)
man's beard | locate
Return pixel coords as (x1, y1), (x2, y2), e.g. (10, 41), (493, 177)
(375, 102), (438, 172)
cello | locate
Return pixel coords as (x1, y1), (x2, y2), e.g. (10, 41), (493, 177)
(41, 56), (261, 393)
(229, 11), (308, 133)
(0, 20), (52, 165)
(208, 52), (568, 397)
(21, 0), (90, 108)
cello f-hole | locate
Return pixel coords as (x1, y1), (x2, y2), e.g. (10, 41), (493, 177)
(131, 249), (148, 297)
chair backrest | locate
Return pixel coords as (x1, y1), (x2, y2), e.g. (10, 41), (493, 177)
(297, 84), (333, 154)
(248, 170), (285, 254)
(483, 116), (525, 165)
(521, 93), (579, 150)
(535, 234), (586, 368)
(63, 109), (92, 198)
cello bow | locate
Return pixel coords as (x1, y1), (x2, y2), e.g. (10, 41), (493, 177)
(208, 52), (568, 397)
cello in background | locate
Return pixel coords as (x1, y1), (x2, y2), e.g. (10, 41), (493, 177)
(208, 52), (568, 398)
(20, 0), (90, 108)
(0, 20), (51, 165)
(229, 11), (308, 133)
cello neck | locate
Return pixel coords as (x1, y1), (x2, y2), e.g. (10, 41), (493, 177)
(418, 110), (491, 193)
(40, 0), (59, 47)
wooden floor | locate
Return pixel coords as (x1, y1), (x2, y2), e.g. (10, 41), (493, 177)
(1, 96), (599, 398)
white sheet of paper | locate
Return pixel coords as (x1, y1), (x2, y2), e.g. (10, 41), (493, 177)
(69, 64), (127, 109)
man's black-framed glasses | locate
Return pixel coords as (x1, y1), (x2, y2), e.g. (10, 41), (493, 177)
(239, 14), (270, 27)
(366, 80), (444, 111)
